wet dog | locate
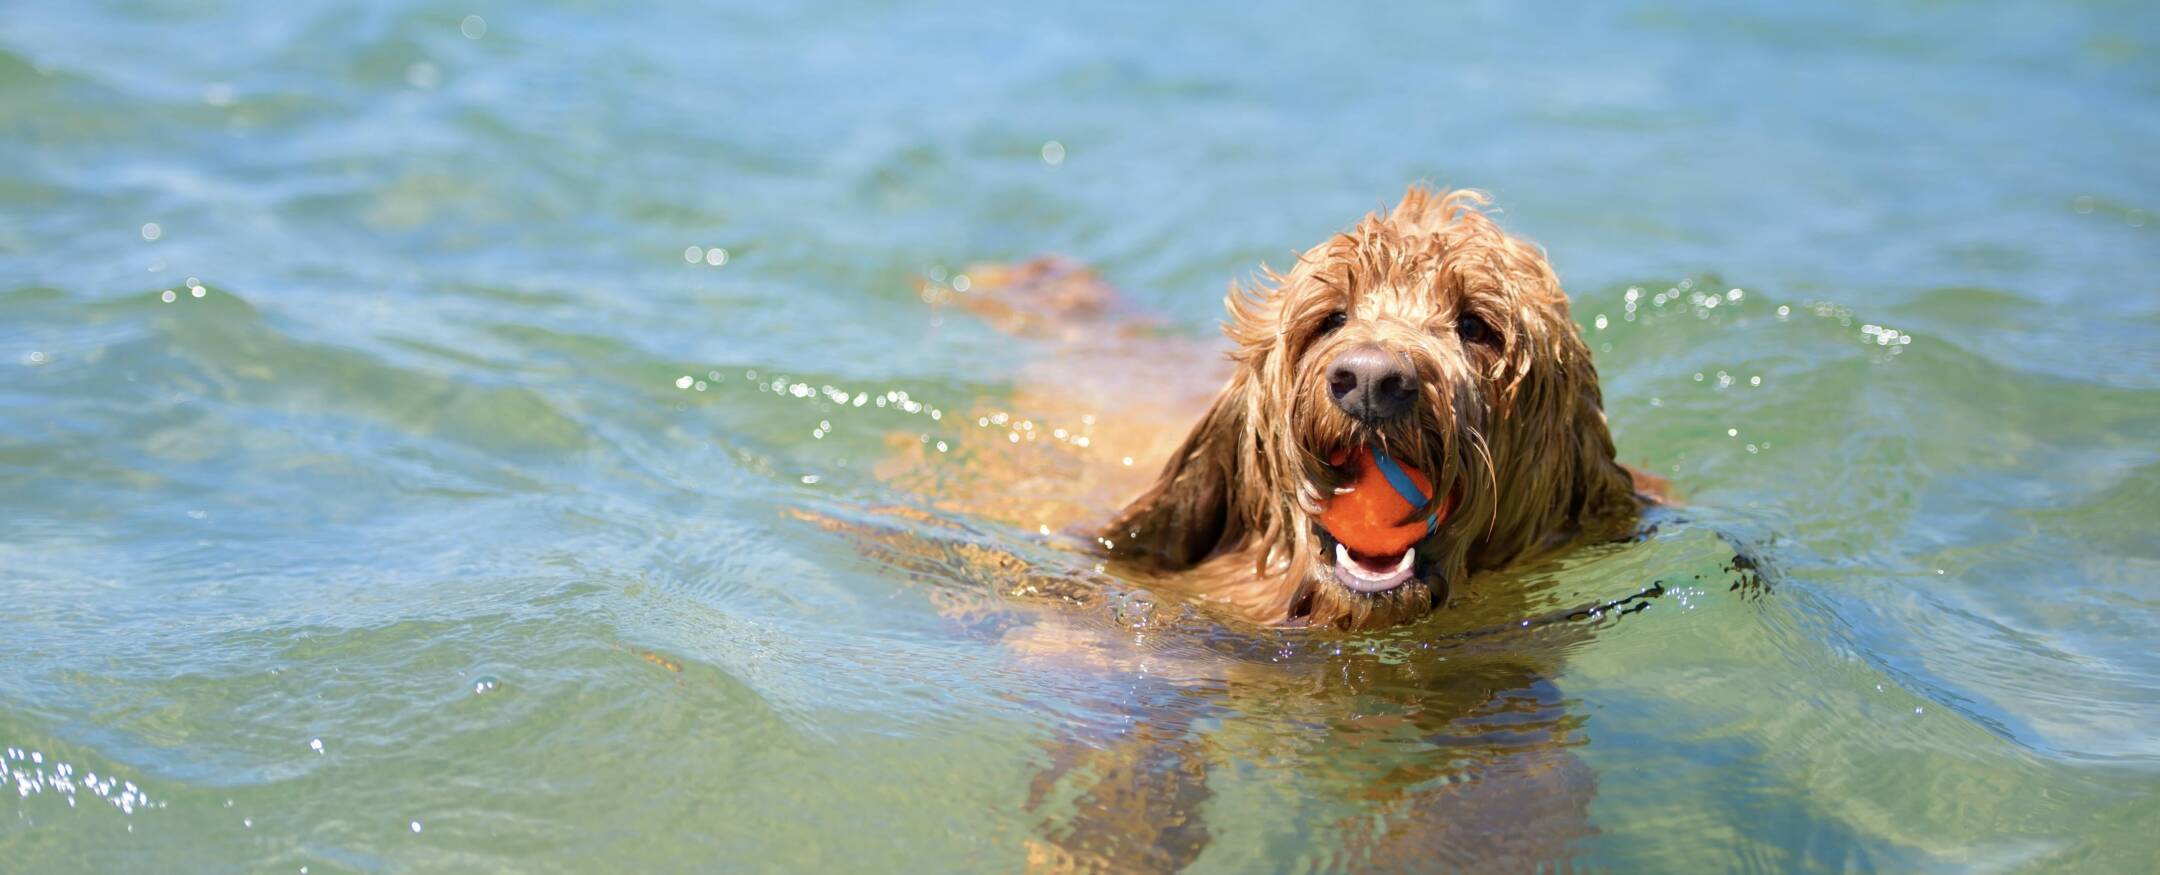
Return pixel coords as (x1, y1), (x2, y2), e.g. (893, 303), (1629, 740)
(1091, 188), (1662, 629)
(801, 188), (1678, 871)
(880, 187), (1662, 631)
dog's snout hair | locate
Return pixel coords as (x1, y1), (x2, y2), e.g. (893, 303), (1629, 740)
(1100, 187), (1644, 630)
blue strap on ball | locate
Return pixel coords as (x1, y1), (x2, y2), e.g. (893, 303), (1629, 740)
(1368, 446), (1439, 535)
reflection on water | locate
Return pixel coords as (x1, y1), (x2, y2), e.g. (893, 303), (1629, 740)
(803, 487), (1750, 870)
(3, 0), (2157, 869)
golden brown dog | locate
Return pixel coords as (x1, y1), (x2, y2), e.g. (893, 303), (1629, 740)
(1098, 187), (1660, 630)
(807, 187), (1681, 871)
(882, 187), (1661, 633)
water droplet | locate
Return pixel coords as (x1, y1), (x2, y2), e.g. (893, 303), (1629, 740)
(459, 15), (486, 39)
(705, 247), (728, 266)
(141, 223), (162, 241)
(674, 375), (693, 389)
(411, 819), (425, 833)
(161, 290), (176, 303)
(683, 245), (703, 263)
(1041, 140), (1066, 166)
(309, 738), (324, 754)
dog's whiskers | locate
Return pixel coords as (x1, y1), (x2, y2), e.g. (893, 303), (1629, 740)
(1296, 479), (1327, 517)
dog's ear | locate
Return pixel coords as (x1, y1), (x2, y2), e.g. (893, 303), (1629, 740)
(1476, 310), (1641, 567)
(1098, 380), (1249, 569)
(1561, 359), (1642, 523)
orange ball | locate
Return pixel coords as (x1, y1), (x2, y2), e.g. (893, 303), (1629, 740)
(1319, 446), (1449, 556)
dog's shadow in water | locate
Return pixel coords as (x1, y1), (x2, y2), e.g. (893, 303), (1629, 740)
(790, 502), (1758, 873)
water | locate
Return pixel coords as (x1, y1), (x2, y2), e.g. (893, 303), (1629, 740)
(4, 0), (2156, 870)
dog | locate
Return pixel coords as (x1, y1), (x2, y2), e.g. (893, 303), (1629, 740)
(1092, 187), (1663, 630)
(796, 187), (1684, 871)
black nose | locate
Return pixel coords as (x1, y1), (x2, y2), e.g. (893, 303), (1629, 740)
(1327, 345), (1417, 423)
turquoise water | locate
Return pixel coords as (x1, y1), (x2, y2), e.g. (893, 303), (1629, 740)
(4, 0), (2157, 870)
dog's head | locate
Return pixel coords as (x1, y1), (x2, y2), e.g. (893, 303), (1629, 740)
(1105, 188), (1637, 629)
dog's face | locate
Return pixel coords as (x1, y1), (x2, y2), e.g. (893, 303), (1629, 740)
(1105, 188), (1636, 630)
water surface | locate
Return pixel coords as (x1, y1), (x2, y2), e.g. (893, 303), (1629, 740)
(3, 0), (2157, 871)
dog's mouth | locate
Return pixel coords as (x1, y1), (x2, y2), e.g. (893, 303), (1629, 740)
(1310, 524), (1426, 595)
(1331, 540), (1417, 592)
(1302, 445), (1453, 596)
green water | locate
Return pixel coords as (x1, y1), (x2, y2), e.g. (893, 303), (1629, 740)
(4, 0), (2157, 871)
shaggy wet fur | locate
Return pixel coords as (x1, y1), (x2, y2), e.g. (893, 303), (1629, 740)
(1099, 188), (1650, 630)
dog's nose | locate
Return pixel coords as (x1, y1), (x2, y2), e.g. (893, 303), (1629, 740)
(1326, 345), (1417, 423)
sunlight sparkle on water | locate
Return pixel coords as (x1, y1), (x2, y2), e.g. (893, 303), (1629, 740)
(3, 745), (156, 815)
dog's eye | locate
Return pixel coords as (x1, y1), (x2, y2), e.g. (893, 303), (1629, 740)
(1456, 312), (1496, 347)
(1319, 311), (1348, 334)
